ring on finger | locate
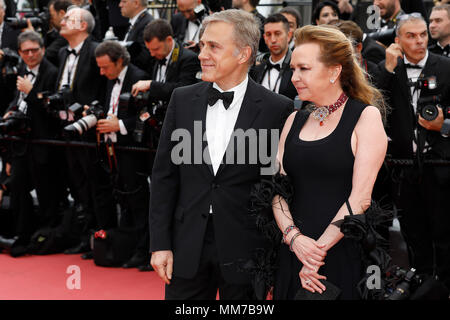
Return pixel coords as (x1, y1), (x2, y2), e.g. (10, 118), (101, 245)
(305, 279), (312, 285)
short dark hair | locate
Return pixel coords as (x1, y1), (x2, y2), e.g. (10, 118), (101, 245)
(312, 0), (340, 25)
(95, 40), (130, 66)
(18, 31), (44, 49)
(143, 19), (174, 42)
(264, 13), (290, 33)
(49, 0), (72, 12)
(279, 6), (302, 28)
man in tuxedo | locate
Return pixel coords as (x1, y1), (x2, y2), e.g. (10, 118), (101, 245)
(428, 5), (450, 58)
(57, 7), (116, 255)
(2, 31), (59, 255)
(250, 13), (296, 100)
(149, 9), (293, 300)
(119, 0), (154, 72)
(131, 19), (200, 104)
(44, 0), (70, 67)
(93, 40), (152, 270)
(171, 0), (208, 52)
(375, 14), (450, 290)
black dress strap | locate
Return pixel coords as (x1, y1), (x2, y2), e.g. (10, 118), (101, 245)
(345, 200), (354, 216)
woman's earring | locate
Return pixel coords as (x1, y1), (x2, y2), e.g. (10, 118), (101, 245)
(330, 78), (335, 84)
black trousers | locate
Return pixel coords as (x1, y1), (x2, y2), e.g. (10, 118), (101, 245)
(165, 216), (255, 300)
(392, 165), (450, 288)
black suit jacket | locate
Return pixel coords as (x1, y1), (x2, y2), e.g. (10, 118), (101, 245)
(148, 41), (200, 102)
(56, 36), (107, 106)
(375, 52), (450, 160)
(124, 10), (154, 72)
(44, 30), (69, 68)
(103, 63), (149, 145)
(171, 12), (189, 45)
(149, 79), (293, 283)
(249, 50), (297, 100)
(7, 58), (59, 163)
(362, 36), (386, 65)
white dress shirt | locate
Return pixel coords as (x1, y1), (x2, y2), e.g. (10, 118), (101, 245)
(183, 20), (200, 44)
(18, 65), (40, 114)
(156, 41), (175, 83)
(104, 66), (128, 142)
(0, 23), (4, 47)
(59, 41), (84, 90)
(261, 54), (285, 93)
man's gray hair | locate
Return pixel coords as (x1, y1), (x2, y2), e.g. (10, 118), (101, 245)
(200, 9), (260, 66)
(396, 13), (426, 36)
(0, 0), (6, 10)
(138, 0), (148, 8)
(68, 6), (96, 34)
(18, 31), (44, 49)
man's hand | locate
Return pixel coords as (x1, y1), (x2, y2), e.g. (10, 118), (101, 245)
(96, 114), (120, 134)
(17, 76), (33, 95)
(385, 43), (404, 73)
(418, 107), (445, 132)
(21, 19), (35, 32)
(131, 80), (151, 96)
(151, 250), (173, 285)
(3, 111), (13, 119)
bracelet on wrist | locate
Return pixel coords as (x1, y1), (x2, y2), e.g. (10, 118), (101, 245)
(282, 225), (299, 244)
(289, 231), (302, 252)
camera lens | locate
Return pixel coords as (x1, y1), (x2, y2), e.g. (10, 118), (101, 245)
(420, 104), (439, 121)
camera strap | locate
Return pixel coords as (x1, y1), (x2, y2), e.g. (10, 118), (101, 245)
(105, 138), (118, 173)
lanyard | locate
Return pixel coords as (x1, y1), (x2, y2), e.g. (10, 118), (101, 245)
(266, 67), (282, 93)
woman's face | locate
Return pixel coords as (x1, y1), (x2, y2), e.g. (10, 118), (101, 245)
(316, 6), (339, 25)
(291, 42), (336, 103)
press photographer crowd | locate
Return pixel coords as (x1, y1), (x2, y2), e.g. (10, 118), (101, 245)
(0, 0), (449, 300)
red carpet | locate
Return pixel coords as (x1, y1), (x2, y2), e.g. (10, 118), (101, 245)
(0, 253), (164, 300)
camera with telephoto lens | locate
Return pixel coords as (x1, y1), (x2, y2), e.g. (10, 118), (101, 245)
(6, 8), (49, 31)
(0, 111), (30, 136)
(39, 86), (74, 116)
(63, 101), (105, 136)
(0, 48), (20, 80)
(385, 267), (422, 300)
(367, 27), (396, 47)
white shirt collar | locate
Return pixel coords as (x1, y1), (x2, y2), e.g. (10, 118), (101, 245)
(69, 40), (85, 54)
(213, 75), (248, 111)
(269, 53), (286, 66)
(130, 9), (147, 26)
(117, 65), (128, 84)
(27, 64), (40, 76)
(404, 50), (428, 67)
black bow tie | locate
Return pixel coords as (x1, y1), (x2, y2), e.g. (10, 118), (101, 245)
(267, 62), (281, 71)
(404, 63), (423, 69)
(25, 70), (35, 78)
(66, 48), (78, 56)
(207, 87), (234, 109)
(113, 78), (120, 85)
(158, 58), (167, 66)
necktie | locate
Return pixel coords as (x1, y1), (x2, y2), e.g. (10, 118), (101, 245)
(207, 87), (234, 109)
(267, 62), (281, 71)
(66, 48), (78, 56)
(404, 63), (422, 69)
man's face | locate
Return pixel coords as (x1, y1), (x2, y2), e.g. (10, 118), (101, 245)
(396, 20), (428, 63)
(198, 21), (247, 88)
(60, 9), (85, 39)
(177, 0), (198, 21)
(49, 4), (65, 30)
(145, 36), (173, 60)
(281, 13), (298, 41)
(263, 22), (290, 59)
(373, 0), (397, 20)
(19, 40), (45, 69)
(119, 0), (137, 19)
(0, 5), (5, 25)
(96, 55), (124, 80)
(232, 0), (244, 9)
(429, 9), (450, 42)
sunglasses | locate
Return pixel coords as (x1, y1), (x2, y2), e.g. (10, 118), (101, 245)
(20, 48), (41, 55)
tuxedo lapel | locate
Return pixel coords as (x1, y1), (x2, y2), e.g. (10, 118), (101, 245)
(419, 54), (438, 98)
(395, 60), (415, 116)
(56, 49), (69, 90)
(278, 50), (292, 94)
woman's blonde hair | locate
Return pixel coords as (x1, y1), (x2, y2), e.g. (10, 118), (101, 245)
(294, 25), (387, 120)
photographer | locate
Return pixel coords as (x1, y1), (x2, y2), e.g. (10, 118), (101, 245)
(131, 19), (200, 105)
(171, 0), (209, 53)
(92, 40), (151, 270)
(44, 0), (71, 67)
(119, 0), (154, 72)
(1, 31), (59, 256)
(429, 4), (450, 58)
(56, 7), (115, 255)
(375, 13), (450, 290)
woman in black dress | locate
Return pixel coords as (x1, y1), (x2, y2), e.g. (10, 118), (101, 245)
(272, 25), (387, 299)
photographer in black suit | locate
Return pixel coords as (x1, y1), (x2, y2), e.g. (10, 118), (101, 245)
(249, 13), (296, 100)
(149, 9), (292, 300)
(56, 7), (115, 255)
(44, 0), (71, 67)
(131, 18), (200, 105)
(375, 14), (450, 290)
(93, 40), (151, 269)
(429, 5), (450, 58)
(2, 31), (59, 255)
(119, 0), (154, 72)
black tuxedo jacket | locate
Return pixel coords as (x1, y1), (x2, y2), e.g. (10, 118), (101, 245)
(148, 41), (200, 102)
(249, 50), (297, 100)
(56, 36), (107, 106)
(7, 58), (59, 162)
(44, 30), (68, 67)
(362, 36), (386, 65)
(125, 10), (154, 72)
(170, 12), (189, 45)
(149, 79), (293, 284)
(375, 52), (450, 160)
(103, 63), (149, 145)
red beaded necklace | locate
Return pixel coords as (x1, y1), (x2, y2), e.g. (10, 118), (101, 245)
(311, 92), (348, 126)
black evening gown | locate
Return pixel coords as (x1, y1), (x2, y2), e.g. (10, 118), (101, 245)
(274, 98), (368, 300)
